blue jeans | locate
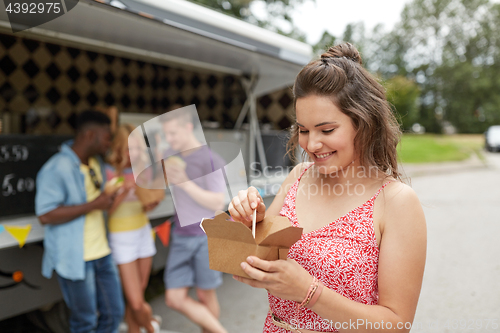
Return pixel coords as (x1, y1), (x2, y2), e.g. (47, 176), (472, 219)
(57, 254), (124, 333)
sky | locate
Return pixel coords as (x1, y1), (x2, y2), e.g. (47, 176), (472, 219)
(290, 0), (500, 44)
(290, 0), (412, 44)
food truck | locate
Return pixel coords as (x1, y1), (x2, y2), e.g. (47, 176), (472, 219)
(0, 0), (312, 324)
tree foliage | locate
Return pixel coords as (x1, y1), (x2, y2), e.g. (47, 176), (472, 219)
(313, 31), (336, 55)
(385, 76), (421, 131)
(312, 0), (500, 133)
(378, 0), (500, 133)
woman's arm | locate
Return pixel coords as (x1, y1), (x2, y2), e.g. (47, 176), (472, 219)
(39, 191), (116, 225)
(236, 181), (427, 333)
(179, 181), (225, 211)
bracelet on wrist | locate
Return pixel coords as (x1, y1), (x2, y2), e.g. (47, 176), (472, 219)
(305, 280), (324, 309)
(296, 276), (319, 310)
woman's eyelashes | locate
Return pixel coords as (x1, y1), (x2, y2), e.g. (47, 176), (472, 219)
(298, 128), (335, 134)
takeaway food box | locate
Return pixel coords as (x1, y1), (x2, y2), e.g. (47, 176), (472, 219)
(201, 212), (303, 278)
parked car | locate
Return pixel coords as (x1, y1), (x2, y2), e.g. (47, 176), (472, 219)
(485, 126), (500, 152)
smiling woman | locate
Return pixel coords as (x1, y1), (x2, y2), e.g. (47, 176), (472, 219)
(295, 97), (357, 173)
(228, 42), (427, 333)
(288, 43), (401, 181)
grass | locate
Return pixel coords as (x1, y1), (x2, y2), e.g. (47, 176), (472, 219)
(398, 134), (484, 164)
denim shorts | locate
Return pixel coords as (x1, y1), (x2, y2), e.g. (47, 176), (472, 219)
(164, 234), (222, 290)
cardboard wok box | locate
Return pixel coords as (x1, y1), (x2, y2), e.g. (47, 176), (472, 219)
(201, 212), (303, 278)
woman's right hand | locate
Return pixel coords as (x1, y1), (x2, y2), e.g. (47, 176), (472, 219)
(228, 186), (266, 227)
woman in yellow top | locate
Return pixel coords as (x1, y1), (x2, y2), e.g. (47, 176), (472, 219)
(107, 124), (161, 333)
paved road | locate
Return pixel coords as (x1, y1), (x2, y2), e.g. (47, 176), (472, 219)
(150, 153), (500, 333)
(410, 152), (500, 333)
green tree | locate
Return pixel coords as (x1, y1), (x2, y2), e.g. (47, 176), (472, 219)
(376, 0), (500, 133)
(385, 76), (421, 131)
(435, 2), (500, 132)
(313, 22), (384, 70)
(313, 31), (336, 55)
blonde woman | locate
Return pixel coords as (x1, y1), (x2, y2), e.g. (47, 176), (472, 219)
(106, 124), (161, 333)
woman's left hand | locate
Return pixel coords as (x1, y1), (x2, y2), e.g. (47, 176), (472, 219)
(234, 256), (313, 302)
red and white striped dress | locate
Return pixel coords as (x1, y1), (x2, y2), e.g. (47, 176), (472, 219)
(263, 163), (391, 332)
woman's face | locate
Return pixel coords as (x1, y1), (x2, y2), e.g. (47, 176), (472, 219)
(127, 135), (142, 166)
(296, 95), (358, 175)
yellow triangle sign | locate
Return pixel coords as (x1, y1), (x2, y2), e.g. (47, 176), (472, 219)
(5, 225), (32, 248)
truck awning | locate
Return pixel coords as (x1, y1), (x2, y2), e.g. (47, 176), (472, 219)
(0, 0), (313, 96)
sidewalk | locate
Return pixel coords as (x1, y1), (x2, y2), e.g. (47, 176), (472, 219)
(119, 323), (178, 333)
(148, 273), (269, 333)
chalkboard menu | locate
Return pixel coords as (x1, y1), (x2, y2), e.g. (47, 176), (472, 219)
(0, 135), (72, 218)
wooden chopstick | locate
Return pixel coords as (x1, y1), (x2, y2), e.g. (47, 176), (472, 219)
(252, 209), (257, 239)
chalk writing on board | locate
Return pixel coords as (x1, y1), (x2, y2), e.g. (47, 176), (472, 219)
(2, 174), (35, 197)
(0, 145), (29, 163)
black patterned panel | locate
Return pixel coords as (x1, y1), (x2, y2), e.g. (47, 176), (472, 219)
(0, 32), (294, 134)
(22, 59), (40, 78)
(46, 63), (61, 80)
(0, 55), (16, 76)
(23, 85), (38, 103)
(0, 82), (15, 102)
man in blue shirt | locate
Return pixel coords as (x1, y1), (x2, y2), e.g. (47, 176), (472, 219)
(36, 110), (124, 333)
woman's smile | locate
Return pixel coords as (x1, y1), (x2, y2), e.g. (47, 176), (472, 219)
(313, 151), (336, 161)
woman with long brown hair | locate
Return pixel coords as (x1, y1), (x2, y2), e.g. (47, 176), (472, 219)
(229, 43), (426, 333)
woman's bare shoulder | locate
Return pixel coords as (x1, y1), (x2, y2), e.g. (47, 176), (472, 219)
(283, 162), (312, 186)
(292, 162), (311, 177)
(378, 180), (425, 230)
(382, 180), (420, 204)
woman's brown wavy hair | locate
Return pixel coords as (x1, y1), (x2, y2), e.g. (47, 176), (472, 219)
(287, 42), (402, 181)
(107, 123), (145, 175)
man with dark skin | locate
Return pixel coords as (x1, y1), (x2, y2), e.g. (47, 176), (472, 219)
(36, 110), (124, 333)
(39, 124), (114, 224)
